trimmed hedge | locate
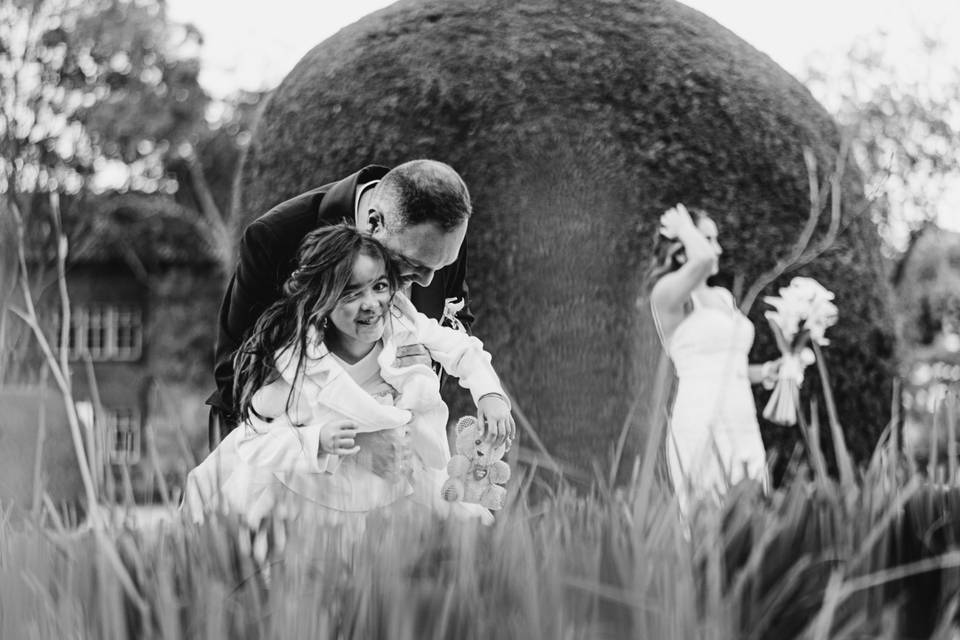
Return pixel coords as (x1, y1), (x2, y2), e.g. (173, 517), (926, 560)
(237, 0), (897, 470)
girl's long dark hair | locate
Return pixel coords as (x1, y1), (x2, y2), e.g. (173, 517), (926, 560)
(232, 223), (401, 423)
(642, 207), (711, 293)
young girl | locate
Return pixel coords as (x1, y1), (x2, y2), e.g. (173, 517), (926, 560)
(184, 224), (515, 525)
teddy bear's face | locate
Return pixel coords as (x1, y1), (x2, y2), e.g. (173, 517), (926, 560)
(456, 423), (507, 463)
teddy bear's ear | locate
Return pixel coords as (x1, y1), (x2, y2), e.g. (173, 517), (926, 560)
(455, 415), (478, 434)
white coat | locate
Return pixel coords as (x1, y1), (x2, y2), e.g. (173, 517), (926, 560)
(184, 293), (505, 524)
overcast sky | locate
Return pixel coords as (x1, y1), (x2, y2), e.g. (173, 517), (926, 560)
(164, 0), (960, 231)
(165, 0), (960, 98)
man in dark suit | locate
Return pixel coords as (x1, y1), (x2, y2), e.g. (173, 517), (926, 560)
(206, 159), (475, 469)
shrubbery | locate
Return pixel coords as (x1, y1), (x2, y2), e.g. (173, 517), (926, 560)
(237, 0), (897, 469)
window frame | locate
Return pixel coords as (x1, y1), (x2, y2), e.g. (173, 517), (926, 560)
(105, 407), (142, 465)
(58, 304), (143, 362)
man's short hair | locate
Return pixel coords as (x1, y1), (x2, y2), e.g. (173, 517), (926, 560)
(377, 159), (472, 231)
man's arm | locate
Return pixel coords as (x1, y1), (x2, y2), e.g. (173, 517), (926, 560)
(402, 297), (506, 405)
(210, 221), (285, 415)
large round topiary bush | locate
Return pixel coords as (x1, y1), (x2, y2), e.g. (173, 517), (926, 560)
(237, 0), (897, 471)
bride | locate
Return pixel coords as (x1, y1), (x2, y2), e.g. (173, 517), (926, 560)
(647, 204), (779, 509)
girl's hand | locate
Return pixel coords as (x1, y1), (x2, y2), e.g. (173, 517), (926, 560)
(319, 420), (361, 456)
(477, 394), (516, 449)
(659, 203), (696, 240)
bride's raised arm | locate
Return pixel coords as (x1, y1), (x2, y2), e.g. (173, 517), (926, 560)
(649, 204), (718, 340)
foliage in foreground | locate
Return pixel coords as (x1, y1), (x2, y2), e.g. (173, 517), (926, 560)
(2, 434), (960, 640)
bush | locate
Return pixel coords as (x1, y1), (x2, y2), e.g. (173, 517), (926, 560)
(237, 0), (897, 470)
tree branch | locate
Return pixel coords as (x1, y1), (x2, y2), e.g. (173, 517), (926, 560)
(49, 191), (71, 384)
(740, 139), (851, 315)
(183, 146), (235, 274)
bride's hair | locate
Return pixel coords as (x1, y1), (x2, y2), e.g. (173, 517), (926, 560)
(643, 207), (712, 293)
(232, 223), (401, 424)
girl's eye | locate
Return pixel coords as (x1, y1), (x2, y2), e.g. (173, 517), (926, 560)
(373, 281), (390, 293)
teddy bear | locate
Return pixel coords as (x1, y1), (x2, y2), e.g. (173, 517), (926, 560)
(441, 415), (511, 510)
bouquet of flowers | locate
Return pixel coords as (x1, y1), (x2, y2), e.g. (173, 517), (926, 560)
(762, 277), (839, 425)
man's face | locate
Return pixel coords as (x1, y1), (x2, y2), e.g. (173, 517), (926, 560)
(368, 210), (467, 288)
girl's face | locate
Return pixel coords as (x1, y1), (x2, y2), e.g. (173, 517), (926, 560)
(327, 252), (393, 358)
(697, 217), (722, 274)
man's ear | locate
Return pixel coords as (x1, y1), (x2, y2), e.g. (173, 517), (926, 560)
(366, 209), (384, 234)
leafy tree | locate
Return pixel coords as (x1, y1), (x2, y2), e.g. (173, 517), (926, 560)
(0, 0), (207, 197)
(0, 0), (246, 280)
(803, 30), (960, 355)
(165, 89), (265, 272)
(801, 30), (960, 260)
(1, 0), (255, 510)
(2, 0), (212, 380)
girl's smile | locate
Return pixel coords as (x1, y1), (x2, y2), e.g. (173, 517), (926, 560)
(326, 253), (393, 363)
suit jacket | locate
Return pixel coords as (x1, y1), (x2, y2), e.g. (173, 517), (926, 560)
(207, 165), (474, 417)
(185, 293), (502, 518)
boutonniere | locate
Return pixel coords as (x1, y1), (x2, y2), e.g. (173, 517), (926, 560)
(442, 297), (467, 333)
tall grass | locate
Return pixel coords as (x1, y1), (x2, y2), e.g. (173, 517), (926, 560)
(3, 425), (960, 640)
(2, 295), (959, 639)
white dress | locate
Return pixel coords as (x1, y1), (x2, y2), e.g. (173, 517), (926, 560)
(656, 288), (768, 506)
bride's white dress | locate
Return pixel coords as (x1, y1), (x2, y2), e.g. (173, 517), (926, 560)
(657, 288), (767, 505)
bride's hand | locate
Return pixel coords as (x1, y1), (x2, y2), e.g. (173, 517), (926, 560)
(659, 203), (696, 240)
(760, 359), (781, 389)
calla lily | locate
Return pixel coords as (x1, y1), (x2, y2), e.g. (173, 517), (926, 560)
(762, 277), (838, 426)
(442, 297), (467, 333)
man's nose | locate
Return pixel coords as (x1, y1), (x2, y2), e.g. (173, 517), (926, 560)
(409, 268), (434, 288)
(416, 271), (434, 287)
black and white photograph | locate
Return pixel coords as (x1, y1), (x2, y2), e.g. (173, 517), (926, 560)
(1, 0), (959, 637)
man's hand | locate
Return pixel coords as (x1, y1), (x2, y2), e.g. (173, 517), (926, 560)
(477, 394), (516, 449)
(318, 420), (360, 456)
(354, 429), (413, 482)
